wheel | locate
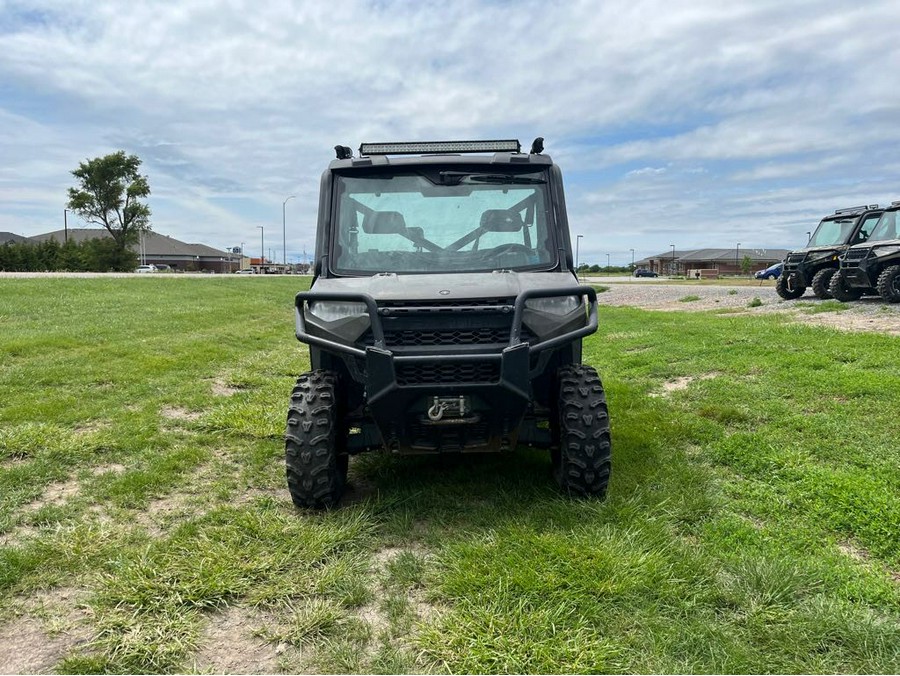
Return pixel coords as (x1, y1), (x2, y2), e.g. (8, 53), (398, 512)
(811, 267), (836, 300)
(551, 365), (611, 498)
(775, 273), (806, 300)
(285, 370), (348, 509)
(876, 265), (900, 303)
(828, 268), (863, 302)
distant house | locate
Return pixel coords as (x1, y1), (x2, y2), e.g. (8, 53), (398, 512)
(29, 229), (240, 272)
(0, 232), (31, 245)
(635, 248), (790, 276)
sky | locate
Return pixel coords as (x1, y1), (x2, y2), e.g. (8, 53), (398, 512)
(2, 0), (899, 266)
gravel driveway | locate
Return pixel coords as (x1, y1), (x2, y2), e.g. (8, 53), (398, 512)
(588, 279), (900, 336)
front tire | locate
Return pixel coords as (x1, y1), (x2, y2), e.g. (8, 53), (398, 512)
(828, 268), (863, 302)
(552, 365), (611, 498)
(776, 273), (806, 300)
(811, 268), (836, 300)
(285, 370), (348, 509)
(876, 265), (900, 303)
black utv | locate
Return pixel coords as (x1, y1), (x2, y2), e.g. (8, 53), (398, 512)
(776, 205), (882, 300)
(829, 201), (900, 303)
(284, 139), (610, 508)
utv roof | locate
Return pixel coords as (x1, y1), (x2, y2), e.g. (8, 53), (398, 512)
(827, 204), (881, 218)
(328, 138), (554, 170)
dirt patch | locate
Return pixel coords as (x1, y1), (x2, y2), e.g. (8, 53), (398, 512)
(212, 380), (244, 397)
(90, 463), (126, 476)
(837, 540), (900, 583)
(73, 421), (109, 436)
(21, 477), (81, 512)
(361, 545), (438, 631)
(160, 406), (201, 421)
(651, 373), (720, 397)
(133, 494), (199, 537)
(797, 311), (900, 336)
(191, 606), (281, 674)
(0, 524), (39, 548)
(0, 614), (90, 674)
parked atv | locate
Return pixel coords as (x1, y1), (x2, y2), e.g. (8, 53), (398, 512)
(777, 205), (883, 300)
(830, 201), (900, 303)
(285, 139), (609, 508)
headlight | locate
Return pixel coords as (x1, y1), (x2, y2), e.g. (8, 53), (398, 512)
(524, 295), (581, 315)
(873, 246), (900, 257)
(807, 250), (837, 262)
(307, 301), (368, 322)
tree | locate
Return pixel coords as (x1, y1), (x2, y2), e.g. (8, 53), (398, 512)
(67, 151), (151, 257)
(741, 254), (753, 276)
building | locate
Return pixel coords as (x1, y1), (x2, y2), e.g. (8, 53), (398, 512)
(29, 228), (243, 272)
(635, 248), (790, 276)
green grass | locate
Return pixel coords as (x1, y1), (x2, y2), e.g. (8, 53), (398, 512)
(796, 300), (851, 314)
(678, 294), (701, 302)
(1, 277), (899, 674)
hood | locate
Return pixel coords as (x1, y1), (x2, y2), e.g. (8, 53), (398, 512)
(846, 238), (900, 252)
(797, 244), (846, 255)
(311, 270), (581, 302)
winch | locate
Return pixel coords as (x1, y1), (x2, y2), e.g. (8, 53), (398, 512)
(425, 395), (476, 424)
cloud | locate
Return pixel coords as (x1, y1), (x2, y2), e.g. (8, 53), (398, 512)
(0, 0), (899, 264)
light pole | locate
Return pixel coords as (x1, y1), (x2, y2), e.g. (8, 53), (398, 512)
(670, 244), (676, 276)
(806, 231), (811, 243)
(257, 226), (264, 273)
(63, 208), (69, 244)
(736, 242), (741, 274)
(240, 241), (245, 271)
(630, 248), (635, 270)
(575, 234), (583, 279)
(606, 253), (610, 271)
(282, 195), (295, 268)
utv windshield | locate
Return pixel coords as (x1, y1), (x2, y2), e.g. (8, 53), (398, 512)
(808, 217), (859, 247)
(867, 210), (899, 243)
(331, 171), (557, 274)
(808, 213), (880, 247)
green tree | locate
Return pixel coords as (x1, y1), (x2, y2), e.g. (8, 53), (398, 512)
(741, 254), (753, 276)
(67, 151), (151, 265)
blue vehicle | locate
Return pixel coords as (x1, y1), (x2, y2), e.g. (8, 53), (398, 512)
(754, 262), (782, 280)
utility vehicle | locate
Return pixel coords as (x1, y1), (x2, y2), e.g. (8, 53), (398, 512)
(285, 138), (610, 508)
(830, 201), (900, 302)
(777, 205), (882, 300)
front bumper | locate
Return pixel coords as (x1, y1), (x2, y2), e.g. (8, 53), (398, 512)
(840, 252), (878, 289)
(293, 286), (599, 452)
(782, 252), (840, 286)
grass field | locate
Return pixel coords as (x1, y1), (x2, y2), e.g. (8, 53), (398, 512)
(1, 277), (899, 674)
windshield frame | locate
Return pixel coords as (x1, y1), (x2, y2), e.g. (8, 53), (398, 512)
(867, 209), (900, 243)
(327, 167), (560, 276)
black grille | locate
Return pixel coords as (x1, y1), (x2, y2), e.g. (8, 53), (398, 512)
(359, 326), (536, 348)
(385, 327), (509, 346)
(844, 248), (870, 261)
(395, 361), (500, 385)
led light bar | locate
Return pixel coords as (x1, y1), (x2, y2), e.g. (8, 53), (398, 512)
(359, 140), (521, 156)
(834, 205), (869, 215)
